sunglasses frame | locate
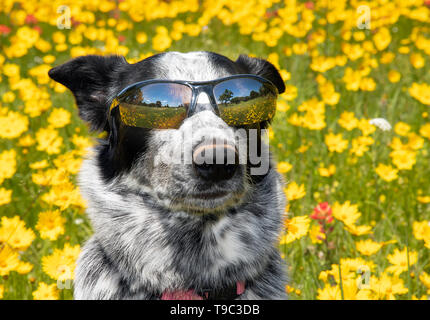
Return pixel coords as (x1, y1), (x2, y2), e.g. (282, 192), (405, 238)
(109, 74), (278, 128)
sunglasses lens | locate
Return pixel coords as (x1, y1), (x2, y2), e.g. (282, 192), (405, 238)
(214, 78), (277, 126)
(118, 83), (192, 129)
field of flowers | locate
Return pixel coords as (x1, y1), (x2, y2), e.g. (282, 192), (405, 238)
(1, 0), (430, 300)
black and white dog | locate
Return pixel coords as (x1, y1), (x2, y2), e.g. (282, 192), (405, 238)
(49, 51), (287, 300)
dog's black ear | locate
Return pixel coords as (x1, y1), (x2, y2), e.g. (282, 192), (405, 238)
(235, 55), (285, 94)
(48, 55), (127, 131)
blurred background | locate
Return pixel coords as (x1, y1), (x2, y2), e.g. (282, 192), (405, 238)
(0, 0), (430, 299)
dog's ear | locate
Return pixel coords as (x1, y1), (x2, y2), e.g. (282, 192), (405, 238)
(48, 55), (127, 131)
(235, 55), (285, 94)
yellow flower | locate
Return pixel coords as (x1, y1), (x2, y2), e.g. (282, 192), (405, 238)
(292, 42), (307, 55)
(369, 273), (408, 300)
(277, 161), (292, 174)
(0, 149), (16, 185)
(0, 188), (12, 206)
(407, 132), (424, 150)
(417, 196), (430, 204)
(321, 89), (340, 106)
(41, 181), (86, 210)
(28, 64), (51, 84)
(288, 113), (302, 126)
(152, 26), (172, 51)
(52, 31), (66, 44)
(419, 272), (430, 293)
(386, 247), (418, 276)
(350, 136), (374, 157)
(373, 27), (391, 51)
(279, 69), (291, 81)
(36, 127), (63, 154)
(32, 282), (59, 300)
(380, 52), (395, 64)
(310, 56), (336, 73)
(0, 284), (3, 299)
(47, 108), (71, 128)
(281, 85), (298, 101)
(18, 134), (35, 147)
(332, 201), (361, 227)
(32, 167), (70, 187)
(413, 220), (430, 248)
(43, 55), (55, 64)
(375, 163), (398, 182)
(317, 284), (341, 300)
(0, 110), (29, 139)
(0, 216), (35, 251)
(276, 99), (289, 112)
(71, 134), (94, 156)
(357, 119), (376, 136)
(389, 137), (409, 151)
(15, 261), (33, 274)
(410, 53), (425, 69)
(36, 210), (66, 241)
(324, 132), (348, 153)
(42, 243), (80, 281)
(388, 70), (401, 83)
(317, 280), (371, 300)
(2, 91), (15, 103)
(29, 159), (49, 170)
(359, 77), (376, 91)
(318, 164), (336, 177)
(394, 122), (410, 136)
(3, 63), (20, 78)
(280, 215), (310, 244)
(284, 182), (306, 201)
(53, 151), (83, 174)
(355, 239), (383, 256)
(345, 224), (372, 236)
(136, 32), (148, 44)
(420, 123), (430, 139)
(338, 111), (358, 131)
(309, 224), (325, 244)
(409, 82), (430, 105)
(302, 109), (326, 130)
(390, 149), (416, 170)
(0, 244), (20, 276)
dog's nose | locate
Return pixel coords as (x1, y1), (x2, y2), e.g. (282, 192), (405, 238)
(192, 143), (239, 182)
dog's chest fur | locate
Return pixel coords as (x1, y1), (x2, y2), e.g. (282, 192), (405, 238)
(74, 155), (286, 299)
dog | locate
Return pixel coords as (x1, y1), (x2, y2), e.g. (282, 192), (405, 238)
(48, 51), (287, 300)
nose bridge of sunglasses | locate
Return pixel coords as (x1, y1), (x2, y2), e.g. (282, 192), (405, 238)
(188, 90), (219, 116)
(196, 91), (210, 104)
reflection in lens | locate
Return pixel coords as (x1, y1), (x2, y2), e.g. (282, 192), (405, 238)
(214, 78), (277, 126)
(119, 83), (192, 129)
(123, 83), (192, 108)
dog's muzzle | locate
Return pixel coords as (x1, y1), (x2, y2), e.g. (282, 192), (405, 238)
(192, 141), (239, 182)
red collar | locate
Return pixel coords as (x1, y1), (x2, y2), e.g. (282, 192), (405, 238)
(161, 281), (246, 300)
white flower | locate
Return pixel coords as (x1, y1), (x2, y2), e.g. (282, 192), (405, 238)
(74, 218), (84, 225)
(369, 118), (392, 131)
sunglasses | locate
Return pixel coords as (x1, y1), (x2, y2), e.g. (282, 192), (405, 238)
(109, 74), (278, 129)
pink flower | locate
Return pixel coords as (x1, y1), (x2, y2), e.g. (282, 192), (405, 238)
(305, 1), (314, 10)
(25, 14), (38, 24)
(310, 202), (333, 224)
(0, 25), (11, 35)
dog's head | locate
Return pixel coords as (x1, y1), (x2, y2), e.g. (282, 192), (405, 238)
(49, 51), (284, 215)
